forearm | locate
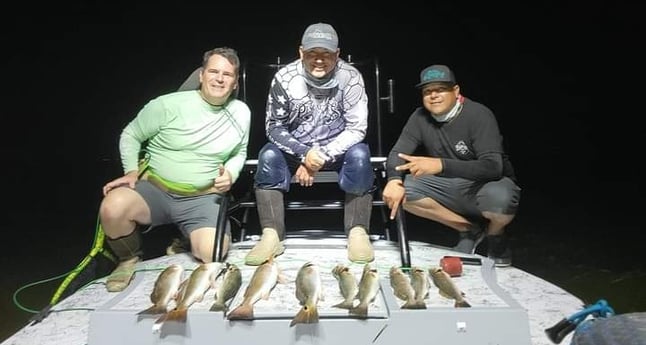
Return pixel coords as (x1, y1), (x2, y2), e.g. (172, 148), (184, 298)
(441, 153), (504, 180)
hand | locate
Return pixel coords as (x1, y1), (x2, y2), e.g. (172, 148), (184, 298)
(382, 180), (406, 219)
(294, 164), (316, 187)
(213, 166), (232, 192)
(395, 153), (443, 177)
(304, 148), (326, 171)
(102, 171), (138, 196)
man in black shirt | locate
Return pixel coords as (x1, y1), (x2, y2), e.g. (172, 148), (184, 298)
(382, 64), (520, 267)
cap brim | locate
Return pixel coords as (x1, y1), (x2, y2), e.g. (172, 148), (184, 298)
(302, 43), (337, 52)
(415, 81), (455, 88)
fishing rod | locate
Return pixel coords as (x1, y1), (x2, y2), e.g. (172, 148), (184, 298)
(29, 216), (117, 325)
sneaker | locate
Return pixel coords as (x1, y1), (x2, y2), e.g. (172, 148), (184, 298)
(347, 226), (374, 263)
(106, 256), (140, 292)
(452, 227), (485, 254)
(487, 234), (512, 267)
(245, 228), (285, 266)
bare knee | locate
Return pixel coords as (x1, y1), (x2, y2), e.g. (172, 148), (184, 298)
(189, 228), (216, 263)
(100, 188), (137, 219)
(482, 211), (515, 227)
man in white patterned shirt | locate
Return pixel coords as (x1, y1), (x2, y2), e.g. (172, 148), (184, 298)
(246, 23), (375, 265)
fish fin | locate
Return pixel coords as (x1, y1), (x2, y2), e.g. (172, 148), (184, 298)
(137, 304), (167, 315)
(290, 304), (319, 327)
(332, 300), (355, 309)
(152, 313), (168, 333)
(164, 308), (188, 323)
(176, 279), (189, 300)
(349, 303), (368, 317)
(227, 303), (254, 320)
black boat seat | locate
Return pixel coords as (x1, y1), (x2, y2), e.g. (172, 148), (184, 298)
(222, 156), (411, 267)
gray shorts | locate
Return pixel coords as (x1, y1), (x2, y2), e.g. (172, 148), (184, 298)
(135, 180), (230, 237)
(404, 175), (521, 221)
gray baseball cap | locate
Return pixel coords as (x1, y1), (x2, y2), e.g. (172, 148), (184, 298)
(301, 23), (338, 52)
(416, 64), (457, 88)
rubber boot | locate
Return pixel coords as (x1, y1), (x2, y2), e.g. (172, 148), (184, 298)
(347, 226), (374, 263)
(105, 231), (143, 292)
(244, 228), (285, 266)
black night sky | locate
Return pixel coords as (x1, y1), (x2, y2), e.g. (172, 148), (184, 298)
(1, 2), (643, 340)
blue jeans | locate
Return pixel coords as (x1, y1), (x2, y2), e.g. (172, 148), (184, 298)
(254, 142), (375, 195)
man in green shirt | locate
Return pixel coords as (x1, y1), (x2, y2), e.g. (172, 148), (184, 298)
(99, 47), (251, 292)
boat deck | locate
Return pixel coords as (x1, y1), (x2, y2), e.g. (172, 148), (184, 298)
(1, 238), (583, 345)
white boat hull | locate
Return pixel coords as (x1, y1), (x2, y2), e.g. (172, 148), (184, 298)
(2, 238), (583, 345)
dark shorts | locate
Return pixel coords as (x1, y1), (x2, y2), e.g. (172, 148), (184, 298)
(134, 180), (229, 237)
(404, 175), (521, 220)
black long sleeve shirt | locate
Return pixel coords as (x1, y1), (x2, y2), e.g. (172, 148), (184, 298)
(386, 98), (516, 183)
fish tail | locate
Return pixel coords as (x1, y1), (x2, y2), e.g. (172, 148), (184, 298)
(164, 308), (188, 323)
(137, 305), (167, 315)
(227, 303), (254, 320)
(152, 313), (168, 333)
(210, 302), (226, 312)
(349, 303), (368, 317)
(402, 300), (427, 310)
(455, 300), (471, 308)
(290, 305), (319, 327)
(332, 300), (355, 309)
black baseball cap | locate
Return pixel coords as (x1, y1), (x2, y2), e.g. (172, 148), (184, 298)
(415, 64), (457, 88)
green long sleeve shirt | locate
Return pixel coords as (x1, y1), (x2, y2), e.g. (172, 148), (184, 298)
(119, 90), (251, 190)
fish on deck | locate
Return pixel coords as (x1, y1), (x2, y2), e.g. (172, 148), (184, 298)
(429, 266), (471, 308)
(290, 262), (324, 327)
(227, 256), (285, 321)
(153, 262), (223, 329)
(210, 262), (242, 312)
(137, 264), (184, 316)
(349, 263), (380, 317)
(331, 263), (359, 310)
